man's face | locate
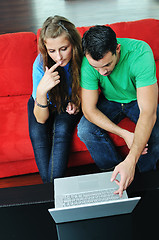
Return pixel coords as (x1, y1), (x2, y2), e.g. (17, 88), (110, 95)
(86, 44), (120, 76)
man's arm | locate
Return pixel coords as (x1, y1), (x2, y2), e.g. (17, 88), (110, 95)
(111, 82), (158, 196)
(81, 88), (131, 140)
(81, 83), (158, 196)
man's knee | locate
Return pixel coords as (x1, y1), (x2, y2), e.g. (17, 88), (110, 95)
(77, 116), (102, 141)
(77, 116), (90, 140)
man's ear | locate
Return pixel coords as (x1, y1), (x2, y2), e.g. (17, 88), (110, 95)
(116, 44), (121, 53)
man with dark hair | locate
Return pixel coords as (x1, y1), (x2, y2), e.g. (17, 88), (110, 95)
(78, 25), (159, 197)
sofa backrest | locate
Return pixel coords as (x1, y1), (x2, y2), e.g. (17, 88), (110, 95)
(0, 18), (157, 98)
(77, 18), (159, 83)
(0, 32), (37, 97)
(36, 18), (159, 88)
(0, 19), (158, 99)
(37, 19), (159, 83)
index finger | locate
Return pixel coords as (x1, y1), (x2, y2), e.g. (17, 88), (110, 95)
(114, 185), (124, 198)
(111, 168), (119, 182)
(49, 61), (61, 72)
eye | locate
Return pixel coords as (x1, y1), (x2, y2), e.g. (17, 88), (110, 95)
(61, 47), (68, 51)
(48, 49), (55, 53)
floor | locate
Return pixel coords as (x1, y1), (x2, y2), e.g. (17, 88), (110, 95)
(0, 173), (43, 188)
(0, 0), (159, 34)
(0, 164), (100, 188)
(0, 0), (159, 188)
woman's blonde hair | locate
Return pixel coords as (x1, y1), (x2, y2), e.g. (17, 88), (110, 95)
(39, 15), (83, 112)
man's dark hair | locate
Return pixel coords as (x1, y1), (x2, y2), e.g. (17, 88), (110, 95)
(82, 25), (118, 60)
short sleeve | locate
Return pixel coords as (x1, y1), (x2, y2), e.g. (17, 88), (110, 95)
(80, 57), (99, 90)
(130, 43), (157, 88)
(32, 54), (44, 100)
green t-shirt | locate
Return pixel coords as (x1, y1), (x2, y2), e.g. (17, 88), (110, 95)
(80, 38), (157, 103)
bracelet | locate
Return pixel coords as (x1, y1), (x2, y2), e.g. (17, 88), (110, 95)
(35, 98), (49, 108)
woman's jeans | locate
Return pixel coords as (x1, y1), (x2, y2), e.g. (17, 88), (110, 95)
(78, 94), (159, 172)
(28, 96), (82, 183)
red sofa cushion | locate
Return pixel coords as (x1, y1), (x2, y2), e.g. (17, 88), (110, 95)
(0, 95), (35, 163)
(71, 127), (88, 152)
(77, 18), (159, 58)
(77, 18), (159, 82)
(0, 32), (37, 97)
(110, 19), (159, 62)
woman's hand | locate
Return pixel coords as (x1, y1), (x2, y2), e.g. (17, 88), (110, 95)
(66, 102), (80, 115)
(37, 62), (61, 96)
(34, 62), (61, 123)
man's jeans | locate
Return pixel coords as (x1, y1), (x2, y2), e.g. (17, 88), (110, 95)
(78, 94), (159, 172)
(28, 96), (82, 183)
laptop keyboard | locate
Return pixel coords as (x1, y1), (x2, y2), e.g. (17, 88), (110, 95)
(62, 188), (120, 207)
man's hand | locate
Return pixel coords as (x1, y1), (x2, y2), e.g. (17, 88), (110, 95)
(123, 130), (148, 155)
(111, 157), (136, 197)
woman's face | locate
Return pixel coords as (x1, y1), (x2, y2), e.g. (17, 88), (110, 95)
(45, 33), (73, 67)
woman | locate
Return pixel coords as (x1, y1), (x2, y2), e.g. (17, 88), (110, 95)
(28, 16), (83, 183)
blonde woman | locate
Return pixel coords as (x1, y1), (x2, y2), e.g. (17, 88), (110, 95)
(28, 16), (83, 183)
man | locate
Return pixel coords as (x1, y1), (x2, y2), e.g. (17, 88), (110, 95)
(78, 25), (159, 197)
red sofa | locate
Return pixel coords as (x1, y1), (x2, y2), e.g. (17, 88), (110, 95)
(0, 18), (159, 178)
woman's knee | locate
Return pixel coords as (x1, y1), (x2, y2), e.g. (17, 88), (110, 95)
(29, 121), (48, 147)
(53, 115), (77, 138)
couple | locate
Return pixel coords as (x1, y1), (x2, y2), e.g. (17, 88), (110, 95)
(28, 15), (159, 197)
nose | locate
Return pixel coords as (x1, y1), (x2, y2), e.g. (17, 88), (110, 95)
(99, 68), (108, 76)
(56, 51), (62, 61)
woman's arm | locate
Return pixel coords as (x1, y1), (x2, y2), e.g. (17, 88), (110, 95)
(34, 62), (61, 123)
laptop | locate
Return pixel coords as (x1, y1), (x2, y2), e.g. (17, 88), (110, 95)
(48, 171), (141, 223)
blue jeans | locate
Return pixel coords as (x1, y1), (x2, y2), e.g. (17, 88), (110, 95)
(78, 94), (159, 172)
(28, 96), (82, 183)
